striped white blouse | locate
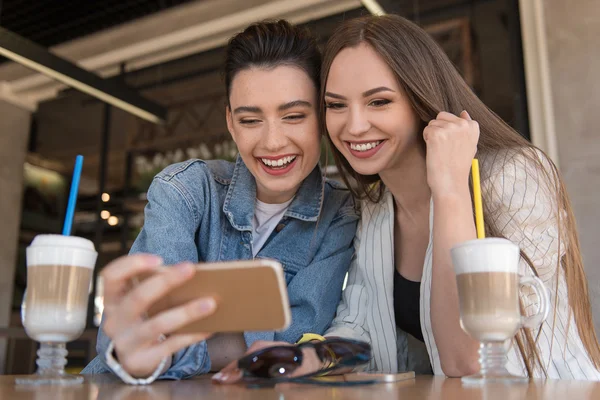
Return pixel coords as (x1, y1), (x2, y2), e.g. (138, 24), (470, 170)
(325, 151), (600, 380)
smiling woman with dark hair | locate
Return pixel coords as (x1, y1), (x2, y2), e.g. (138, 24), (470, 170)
(81, 20), (358, 384)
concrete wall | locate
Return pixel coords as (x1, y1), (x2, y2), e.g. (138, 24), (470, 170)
(0, 100), (31, 373)
(544, 0), (600, 332)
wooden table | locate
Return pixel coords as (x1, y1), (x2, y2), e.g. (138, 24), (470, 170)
(1, 374), (599, 399)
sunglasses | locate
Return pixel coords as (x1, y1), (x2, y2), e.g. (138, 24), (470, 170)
(237, 338), (371, 380)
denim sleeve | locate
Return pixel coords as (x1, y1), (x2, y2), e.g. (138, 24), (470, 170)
(271, 196), (359, 344)
(84, 176), (211, 380)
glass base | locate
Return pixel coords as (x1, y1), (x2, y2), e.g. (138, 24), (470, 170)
(15, 342), (83, 386)
(461, 341), (528, 385)
(15, 372), (83, 386)
(461, 370), (528, 385)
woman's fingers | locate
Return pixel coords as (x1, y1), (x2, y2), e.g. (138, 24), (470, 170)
(212, 359), (243, 384)
(212, 341), (275, 383)
(435, 111), (462, 122)
(102, 254), (164, 306)
(100, 254), (218, 379)
(217, 359), (239, 375)
(214, 348), (321, 384)
(427, 120), (451, 130)
(213, 340), (289, 384)
(120, 297), (217, 347)
(120, 263), (196, 319)
(213, 341), (320, 384)
(109, 291), (215, 378)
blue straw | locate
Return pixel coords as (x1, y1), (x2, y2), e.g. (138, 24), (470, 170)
(62, 155), (84, 236)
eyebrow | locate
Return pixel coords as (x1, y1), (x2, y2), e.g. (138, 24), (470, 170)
(325, 86), (395, 100)
(278, 100), (312, 111)
(233, 100), (312, 114)
(324, 91), (346, 100)
(363, 86), (395, 97)
(233, 106), (261, 114)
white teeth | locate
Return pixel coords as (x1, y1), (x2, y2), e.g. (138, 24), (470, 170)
(350, 141), (381, 152)
(260, 155), (297, 168)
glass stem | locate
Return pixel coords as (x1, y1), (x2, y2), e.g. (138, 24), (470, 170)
(36, 342), (68, 376)
(478, 341), (508, 376)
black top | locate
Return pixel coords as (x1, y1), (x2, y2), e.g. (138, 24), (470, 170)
(393, 269), (424, 342)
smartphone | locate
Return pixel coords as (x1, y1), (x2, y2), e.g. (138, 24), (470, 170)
(132, 259), (291, 334)
(343, 371), (415, 383)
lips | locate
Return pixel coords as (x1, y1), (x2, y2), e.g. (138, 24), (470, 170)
(345, 140), (385, 159)
(260, 155), (297, 168)
(349, 140), (382, 151)
(256, 154), (299, 176)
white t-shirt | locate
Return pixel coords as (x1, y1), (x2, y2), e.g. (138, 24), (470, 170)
(251, 197), (294, 257)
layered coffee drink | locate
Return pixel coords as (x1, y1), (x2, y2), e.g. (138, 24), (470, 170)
(456, 271), (520, 341)
(23, 235), (97, 343)
(451, 237), (550, 384)
(24, 264), (93, 342)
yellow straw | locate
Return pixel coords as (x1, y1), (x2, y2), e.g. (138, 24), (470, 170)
(471, 159), (485, 239)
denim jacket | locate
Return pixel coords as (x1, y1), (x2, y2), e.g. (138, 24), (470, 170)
(82, 156), (359, 379)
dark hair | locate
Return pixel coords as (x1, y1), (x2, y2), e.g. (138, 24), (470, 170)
(224, 20), (321, 104)
(320, 14), (600, 377)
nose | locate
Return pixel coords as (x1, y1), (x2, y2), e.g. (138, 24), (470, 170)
(263, 121), (288, 152)
(347, 106), (371, 137)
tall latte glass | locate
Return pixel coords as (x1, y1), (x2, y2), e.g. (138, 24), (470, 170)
(451, 238), (549, 384)
(17, 234), (97, 386)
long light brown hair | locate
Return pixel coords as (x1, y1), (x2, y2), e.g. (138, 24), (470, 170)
(320, 14), (600, 377)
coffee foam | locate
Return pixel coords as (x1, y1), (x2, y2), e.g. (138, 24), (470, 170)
(24, 306), (87, 342)
(451, 238), (520, 275)
(27, 234), (97, 269)
(460, 314), (521, 341)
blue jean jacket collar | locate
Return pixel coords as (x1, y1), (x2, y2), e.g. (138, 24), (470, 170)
(223, 156), (323, 231)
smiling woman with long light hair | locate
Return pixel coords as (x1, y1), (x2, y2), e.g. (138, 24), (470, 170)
(321, 14), (600, 380)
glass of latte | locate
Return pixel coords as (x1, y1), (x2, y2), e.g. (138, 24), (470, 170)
(17, 234), (97, 386)
(451, 238), (549, 384)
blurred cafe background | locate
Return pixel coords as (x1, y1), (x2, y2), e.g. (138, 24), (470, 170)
(0, 0), (597, 375)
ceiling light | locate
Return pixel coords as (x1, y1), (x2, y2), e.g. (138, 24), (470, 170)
(361, 0), (385, 15)
(101, 193), (110, 202)
(107, 216), (119, 226)
(100, 210), (110, 220)
(0, 28), (166, 124)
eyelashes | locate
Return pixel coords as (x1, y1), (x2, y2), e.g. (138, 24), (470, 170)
(325, 99), (392, 110)
(368, 99), (391, 107)
(325, 102), (345, 110)
(239, 114), (306, 125)
(283, 114), (306, 121)
(239, 119), (260, 126)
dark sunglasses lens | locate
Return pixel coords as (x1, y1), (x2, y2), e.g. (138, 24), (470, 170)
(239, 347), (302, 378)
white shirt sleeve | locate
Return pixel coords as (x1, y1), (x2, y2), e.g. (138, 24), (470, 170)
(483, 149), (565, 285)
